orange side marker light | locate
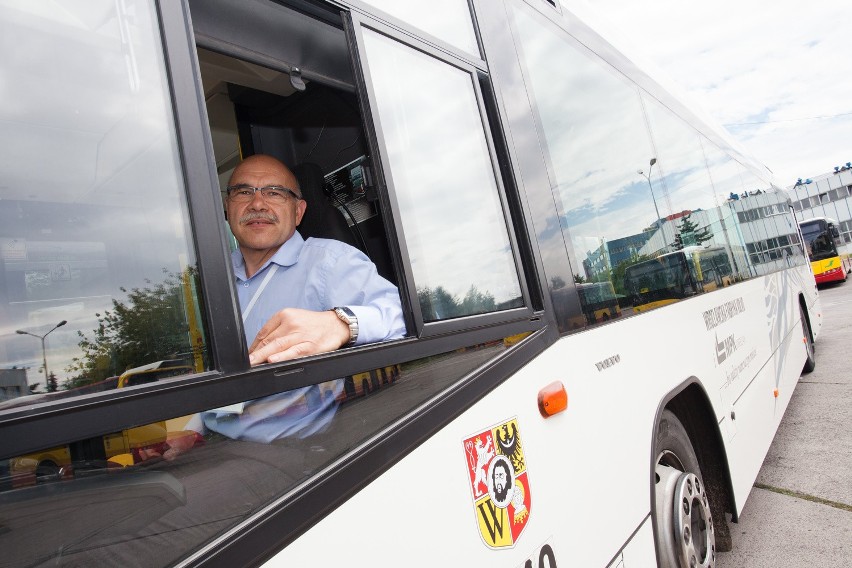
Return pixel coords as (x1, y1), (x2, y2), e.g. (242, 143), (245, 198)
(773, 388), (779, 398)
(538, 381), (568, 418)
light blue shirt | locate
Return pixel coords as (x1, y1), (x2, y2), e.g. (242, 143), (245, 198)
(190, 231), (405, 442)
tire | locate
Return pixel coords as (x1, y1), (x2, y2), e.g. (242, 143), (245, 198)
(801, 304), (816, 374)
(35, 460), (60, 484)
(654, 410), (715, 568)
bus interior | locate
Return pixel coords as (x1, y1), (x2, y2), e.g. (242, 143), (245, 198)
(194, 0), (397, 284)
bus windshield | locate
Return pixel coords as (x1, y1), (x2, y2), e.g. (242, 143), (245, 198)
(800, 219), (839, 261)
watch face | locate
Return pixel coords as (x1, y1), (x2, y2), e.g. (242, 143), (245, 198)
(334, 307), (358, 344)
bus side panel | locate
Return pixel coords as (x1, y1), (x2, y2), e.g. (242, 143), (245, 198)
(724, 302), (807, 510)
(271, 323), (660, 567)
(267, 272), (814, 566)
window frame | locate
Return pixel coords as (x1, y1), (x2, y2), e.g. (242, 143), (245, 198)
(343, 0), (487, 68)
(348, 11), (540, 338)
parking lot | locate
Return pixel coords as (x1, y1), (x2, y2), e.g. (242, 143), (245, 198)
(717, 281), (852, 566)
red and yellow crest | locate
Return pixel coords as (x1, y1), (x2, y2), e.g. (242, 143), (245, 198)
(462, 417), (532, 548)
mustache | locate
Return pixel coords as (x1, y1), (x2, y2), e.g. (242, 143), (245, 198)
(238, 211), (278, 225)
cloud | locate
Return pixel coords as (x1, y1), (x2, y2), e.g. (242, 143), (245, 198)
(583, 0), (852, 184)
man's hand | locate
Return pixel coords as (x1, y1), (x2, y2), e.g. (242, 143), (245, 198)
(249, 308), (351, 365)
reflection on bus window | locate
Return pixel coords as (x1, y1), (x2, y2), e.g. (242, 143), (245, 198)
(0, 2), (210, 409)
(0, 338), (517, 567)
(363, 29), (524, 322)
(5, 359), (195, 487)
(577, 281), (621, 324)
(623, 246), (735, 314)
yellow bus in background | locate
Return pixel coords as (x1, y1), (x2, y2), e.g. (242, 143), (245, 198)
(624, 246), (735, 313)
(9, 360), (193, 485)
(576, 281), (621, 323)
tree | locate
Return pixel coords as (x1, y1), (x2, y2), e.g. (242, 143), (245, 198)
(65, 268), (201, 387)
(417, 285), (459, 321)
(417, 284), (498, 321)
(671, 213), (712, 250)
(459, 285), (497, 315)
(47, 372), (58, 393)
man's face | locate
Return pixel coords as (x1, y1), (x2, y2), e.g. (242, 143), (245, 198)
(226, 157), (306, 255)
(493, 465), (508, 494)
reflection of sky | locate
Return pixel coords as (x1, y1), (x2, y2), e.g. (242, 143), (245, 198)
(364, 31), (522, 304)
(0, 2), (198, 389)
(513, 6), (656, 249)
(512, 3), (777, 264)
(588, 0), (852, 185)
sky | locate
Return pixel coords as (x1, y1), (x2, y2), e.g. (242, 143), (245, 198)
(584, 0), (852, 187)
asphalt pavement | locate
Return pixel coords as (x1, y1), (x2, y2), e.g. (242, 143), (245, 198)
(717, 281), (852, 567)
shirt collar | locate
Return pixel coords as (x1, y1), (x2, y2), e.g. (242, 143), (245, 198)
(232, 230), (305, 282)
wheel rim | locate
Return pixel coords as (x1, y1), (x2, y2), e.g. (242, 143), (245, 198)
(35, 461), (60, 484)
(673, 472), (715, 568)
(656, 462), (716, 568)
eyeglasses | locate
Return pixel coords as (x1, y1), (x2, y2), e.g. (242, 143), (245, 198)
(226, 184), (302, 203)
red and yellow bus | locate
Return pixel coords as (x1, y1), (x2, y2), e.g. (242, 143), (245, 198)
(799, 217), (851, 284)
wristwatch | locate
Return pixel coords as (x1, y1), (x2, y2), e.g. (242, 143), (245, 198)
(332, 306), (359, 346)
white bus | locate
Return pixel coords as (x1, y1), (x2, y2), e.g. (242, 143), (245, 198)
(0, 1), (820, 567)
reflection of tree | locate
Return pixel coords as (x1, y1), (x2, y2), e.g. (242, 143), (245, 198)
(573, 274), (586, 284)
(47, 372), (58, 393)
(550, 276), (567, 290)
(671, 213), (712, 250)
(65, 268), (203, 387)
(418, 285), (497, 321)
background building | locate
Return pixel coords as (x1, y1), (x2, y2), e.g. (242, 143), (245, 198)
(787, 163), (852, 244)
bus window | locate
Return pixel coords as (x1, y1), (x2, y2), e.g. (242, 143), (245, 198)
(622, 246), (736, 313)
(0, 337), (521, 567)
(0, 2), (211, 408)
(360, 28), (525, 323)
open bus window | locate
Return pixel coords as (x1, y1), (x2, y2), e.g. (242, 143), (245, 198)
(195, 0), (525, 327)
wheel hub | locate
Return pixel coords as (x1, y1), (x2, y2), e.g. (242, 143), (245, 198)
(656, 464), (715, 568)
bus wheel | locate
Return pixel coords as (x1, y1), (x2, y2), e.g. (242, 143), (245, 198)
(654, 410), (715, 568)
(35, 460), (61, 484)
(801, 305), (816, 374)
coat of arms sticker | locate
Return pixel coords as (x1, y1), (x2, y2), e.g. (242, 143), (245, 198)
(462, 417), (532, 548)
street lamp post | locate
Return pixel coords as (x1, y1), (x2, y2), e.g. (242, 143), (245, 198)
(16, 320), (67, 392)
(638, 158), (666, 251)
(637, 157), (662, 225)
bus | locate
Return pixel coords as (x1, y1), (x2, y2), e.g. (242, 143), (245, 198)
(117, 359), (195, 388)
(799, 217), (850, 284)
(624, 246), (736, 313)
(0, 1), (820, 567)
(6, 360), (194, 485)
(577, 281), (622, 323)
